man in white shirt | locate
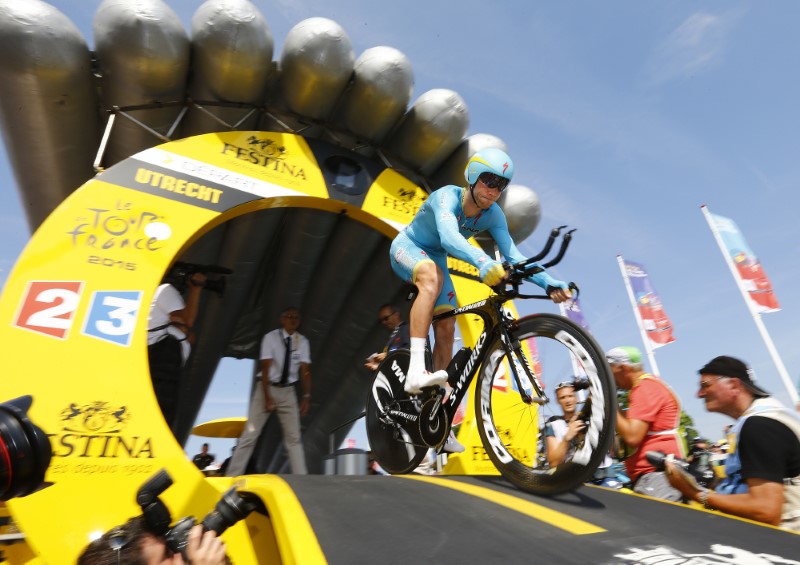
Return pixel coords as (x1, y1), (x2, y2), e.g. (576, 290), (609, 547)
(147, 272), (205, 430)
(226, 306), (312, 476)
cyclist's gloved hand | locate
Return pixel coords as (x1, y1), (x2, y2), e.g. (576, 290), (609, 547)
(527, 269), (570, 294)
(480, 260), (506, 287)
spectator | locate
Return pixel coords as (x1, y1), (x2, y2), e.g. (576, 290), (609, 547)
(78, 515), (229, 564)
(666, 355), (800, 531)
(219, 446), (235, 477)
(226, 307), (311, 476)
(363, 304), (409, 371)
(606, 346), (684, 501)
(544, 381), (587, 467)
(365, 304), (463, 460)
(147, 271), (206, 431)
(389, 148), (571, 396)
(192, 443), (215, 471)
(545, 380), (615, 484)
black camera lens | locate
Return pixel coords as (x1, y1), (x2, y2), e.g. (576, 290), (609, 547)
(201, 487), (258, 535)
(0, 396), (52, 501)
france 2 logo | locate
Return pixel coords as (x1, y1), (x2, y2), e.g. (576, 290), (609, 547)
(14, 281), (142, 346)
(13, 281), (85, 339)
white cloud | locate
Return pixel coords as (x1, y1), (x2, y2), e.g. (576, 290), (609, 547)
(644, 12), (733, 86)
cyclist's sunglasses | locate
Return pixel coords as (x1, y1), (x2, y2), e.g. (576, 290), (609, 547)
(555, 381), (576, 391)
(478, 172), (510, 191)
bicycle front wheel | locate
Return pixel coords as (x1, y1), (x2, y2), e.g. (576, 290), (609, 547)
(475, 313), (615, 496)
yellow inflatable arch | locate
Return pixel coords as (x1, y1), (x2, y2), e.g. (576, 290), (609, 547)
(0, 130), (432, 561)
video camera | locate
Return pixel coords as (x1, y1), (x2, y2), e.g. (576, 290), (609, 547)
(164, 261), (233, 297)
(0, 396), (52, 501)
(137, 468), (262, 559)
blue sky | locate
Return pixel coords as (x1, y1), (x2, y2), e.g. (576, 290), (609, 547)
(2, 1), (799, 463)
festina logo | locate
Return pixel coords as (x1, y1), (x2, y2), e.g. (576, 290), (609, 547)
(221, 140), (306, 180)
(49, 402), (154, 459)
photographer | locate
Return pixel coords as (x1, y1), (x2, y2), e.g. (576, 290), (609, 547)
(147, 270), (206, 431)
(666, 356), (800, 531)
(78, 515), (230, 565)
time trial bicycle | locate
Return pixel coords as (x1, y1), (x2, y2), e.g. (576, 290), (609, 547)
(366, 229), (616, 495)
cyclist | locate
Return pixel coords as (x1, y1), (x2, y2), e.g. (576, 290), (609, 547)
(390, 147), (572, 395)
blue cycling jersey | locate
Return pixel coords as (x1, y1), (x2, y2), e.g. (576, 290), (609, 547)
(390, 185), (562, 310)
(404, 185), (524, 268)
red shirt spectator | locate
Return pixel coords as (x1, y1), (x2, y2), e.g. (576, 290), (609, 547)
(625, 376), (683, 481)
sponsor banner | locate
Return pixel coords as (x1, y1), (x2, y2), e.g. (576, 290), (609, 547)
(623, 260), (676, 348)
(708, 212), (780, 313)
(560, 296), (590, 332)
(361, 167), (428, 232)
(148, 131), (328, 196)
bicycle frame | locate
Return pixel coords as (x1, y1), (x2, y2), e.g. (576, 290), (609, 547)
(432, 291), (550, 427)
(424, 227), (580, 429)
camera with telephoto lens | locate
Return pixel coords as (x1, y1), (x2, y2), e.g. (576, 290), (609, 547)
(646, 450), (689, 472)
(137, 468), (262, 559)
(0, 396), (52, 501)
(164, 261), (233, 296)
(647, 450), (716, 489)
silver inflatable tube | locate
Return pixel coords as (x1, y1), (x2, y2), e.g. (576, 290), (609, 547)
(336, 46), (414, 144)
(383, 88), (469, 176)
(499, 184), (542, 242)
(0, 0), (100, 229)
(93, 0), (190, 167)
(182, 0), (275, 136)
(277, 17), (355, 121)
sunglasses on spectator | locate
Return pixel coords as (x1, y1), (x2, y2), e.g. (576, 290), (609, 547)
(379, 312), (396, 322)
(107, 528), (131, 565)
(699, 376), (729, 390)
(478, 173), (510, 191)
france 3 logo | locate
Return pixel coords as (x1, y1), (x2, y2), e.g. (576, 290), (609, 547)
(13, 280), (142, 346)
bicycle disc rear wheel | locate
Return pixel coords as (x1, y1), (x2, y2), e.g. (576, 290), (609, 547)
(365, 349), (428, 474)
(475, 313), (615, 495)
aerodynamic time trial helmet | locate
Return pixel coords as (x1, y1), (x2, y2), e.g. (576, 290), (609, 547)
(464, 147), (514, 188)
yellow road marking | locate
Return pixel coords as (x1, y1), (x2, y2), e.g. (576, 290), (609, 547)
(401, 476), (605, 535)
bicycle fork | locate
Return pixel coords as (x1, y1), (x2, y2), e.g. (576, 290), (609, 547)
(499, 322), (548, 406)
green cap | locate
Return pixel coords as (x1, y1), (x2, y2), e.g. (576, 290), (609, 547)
(605, 346), (642, 365)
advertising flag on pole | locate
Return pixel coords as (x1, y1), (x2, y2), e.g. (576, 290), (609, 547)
(701, 205), (796, 405)
(559, 297), (590, 332)
(620, 258), (676, 350)
(704, 210), (780, 313)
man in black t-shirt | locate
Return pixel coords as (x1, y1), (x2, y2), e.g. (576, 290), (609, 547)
(666, 355), (800, 532)
(192, 442), (215, 470)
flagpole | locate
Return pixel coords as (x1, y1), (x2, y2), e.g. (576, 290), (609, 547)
(617, 255), (660, 376)
(701, 205), (798, 405)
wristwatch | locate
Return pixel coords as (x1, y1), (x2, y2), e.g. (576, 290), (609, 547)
(698, 488), (713, 509)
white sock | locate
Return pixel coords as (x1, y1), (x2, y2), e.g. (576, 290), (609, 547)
(408, 337), (426, 377)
